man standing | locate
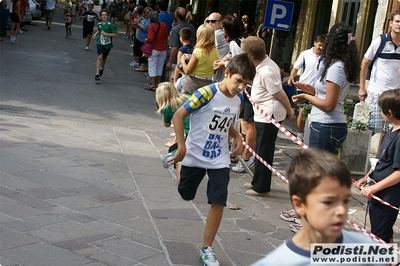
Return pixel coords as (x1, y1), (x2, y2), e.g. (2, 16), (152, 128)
(45, 0), (56, 29)
(359, 10), (400, 139)
(207, 12), (229, 82)
(242, 36), (295, 197)
(157, 1), (172, 34)
(166, 7), (196, 82)
(287, 35), (325, 141)
(0, 0), (9, 39)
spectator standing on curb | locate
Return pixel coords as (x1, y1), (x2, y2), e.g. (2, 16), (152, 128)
(131, 6), (152, 72)
(292, 23), (360, 153)
(0, 0), (9, 38)
(144, 12), (168, 91)
(81, 3), (99, 50)
(170, 54), (256, 266)
(287, 34), (326, 142)
(356, 89), (400, 244)
(206, 12), (229, 83)
(358, 10), (400, 145)
(166, 7), (196, 83)
(242, 36), (295, 197)
(10, 0), (21, 44)
(45, 0), (56, 30)
(93, 9), (118, 81)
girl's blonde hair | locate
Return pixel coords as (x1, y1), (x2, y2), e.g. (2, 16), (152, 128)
(195, 24), (215, 55)
(156, 82), (189, 115)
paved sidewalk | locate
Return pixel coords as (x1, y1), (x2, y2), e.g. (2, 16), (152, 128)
(0, 113), (398, 266)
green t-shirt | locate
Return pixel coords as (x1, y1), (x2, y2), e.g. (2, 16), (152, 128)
(96, 21), (118, 49)
(163, 105), (190, 135)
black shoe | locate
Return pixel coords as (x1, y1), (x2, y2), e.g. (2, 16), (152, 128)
(99, 68), (104, 77)
(95, 74), (100, 81)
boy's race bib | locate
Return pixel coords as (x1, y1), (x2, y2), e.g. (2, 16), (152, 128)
(87, 14), (94, 22)
(100, 35), (111, 45)
(205, 108), (235, 135)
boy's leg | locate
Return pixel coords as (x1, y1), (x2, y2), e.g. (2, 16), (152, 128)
(203, 202), (224, 247)
(369, 200), (398, 243)
(96, 54), (103, 74)
(203, 168), (230, 247)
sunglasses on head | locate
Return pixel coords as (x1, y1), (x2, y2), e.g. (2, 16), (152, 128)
(206, 19), (219, 23)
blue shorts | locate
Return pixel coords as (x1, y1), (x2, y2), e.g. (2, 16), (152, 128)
(178, 166), (230, 206)
(97, 44), (111, 59)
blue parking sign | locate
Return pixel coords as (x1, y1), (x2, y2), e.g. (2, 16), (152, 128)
(264, 0), (294, 31)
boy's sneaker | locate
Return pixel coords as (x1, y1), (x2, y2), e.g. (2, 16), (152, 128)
(85, 45), (89, 50)
(99, 68), (104, 77)
(199, 246), (220, 266)
(95, 74), (100, 81)
(289, 222), (302, 233)
(279, 209), (298, 222)
(10, 39), (19, 44)
(129, 61), (140, 68)
(232, 155), (255, 173)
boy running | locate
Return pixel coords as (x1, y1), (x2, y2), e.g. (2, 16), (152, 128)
(93, 9), (117, 81)
(81, 3), (98, 50)
(170, 54), (256, 266)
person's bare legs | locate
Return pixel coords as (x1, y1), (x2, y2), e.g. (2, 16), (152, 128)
(203, 202), (224, 247)
(175, 163), (181, 185)
(150, 76), (156, 87)
(96, 54), (106, 74)
(242, 121), (255, 160)
(156, 76), (162, 87)
(296, 107), (305, 138)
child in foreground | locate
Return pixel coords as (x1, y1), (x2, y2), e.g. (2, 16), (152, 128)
(252, 149), (386, 266)
(170, 54), (256, 266)
(155, 82), (190, 184)
(356, 88), (400, 244)
(93, 9), (118, 81)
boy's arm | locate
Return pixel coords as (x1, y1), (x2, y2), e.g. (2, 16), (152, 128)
(173, 51), (184, 82)
(229, 125), (243, 156)
(361, 169), (400, 197)
(170, 106), (190, 163)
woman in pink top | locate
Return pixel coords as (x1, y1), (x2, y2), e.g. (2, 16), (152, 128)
(145, 12), (168, 91)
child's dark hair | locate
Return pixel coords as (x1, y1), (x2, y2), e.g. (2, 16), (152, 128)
(226, 54), (256, 81)
(378, 89), (400, 120)
(278, 62), (290, 73)
(286, 149), (352, 202)
(179, 27), (192, 42)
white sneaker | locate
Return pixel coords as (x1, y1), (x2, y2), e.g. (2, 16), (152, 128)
(232, 155), (255, 173)
(290, 222), (302, 233)
(19, 29), (24, 34)
(85, 45), (89, 50)
(199, 246), (220, 266)
(279, 209), (299, 222)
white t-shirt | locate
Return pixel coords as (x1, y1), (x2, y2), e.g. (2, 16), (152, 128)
(181, 83), (243, 169)
(251, 56), (287, 123)
(229, 38), (243, 58)
(251, 230), (386, 266)
(45, 0), (56, 10)
(364, 33), (400, 94)
(293, 47), (323, 86)
(310, 60), (349, 124)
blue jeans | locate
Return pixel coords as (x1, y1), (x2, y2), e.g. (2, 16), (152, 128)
(309, 122), (348, 154)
